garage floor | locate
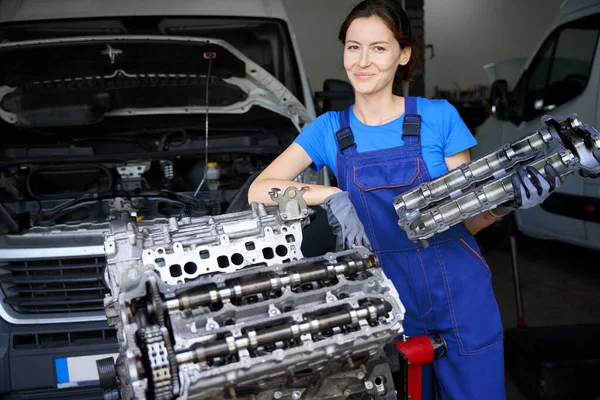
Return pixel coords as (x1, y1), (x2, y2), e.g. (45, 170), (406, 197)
(476, 228), (600, 400)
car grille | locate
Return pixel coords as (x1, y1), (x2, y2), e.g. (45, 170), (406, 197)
(0, 256), (109, 314)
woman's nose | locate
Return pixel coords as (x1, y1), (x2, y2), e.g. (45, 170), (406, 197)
(358, 50), (371, 67)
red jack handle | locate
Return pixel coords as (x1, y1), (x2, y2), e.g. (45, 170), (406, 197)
(396, 334), (447, 400)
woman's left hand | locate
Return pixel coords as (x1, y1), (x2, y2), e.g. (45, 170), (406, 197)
(509, 164), (562, 209)
(324, 191), (372, 251)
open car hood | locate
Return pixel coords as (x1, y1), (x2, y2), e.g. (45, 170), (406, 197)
(0, 35), (312, 130)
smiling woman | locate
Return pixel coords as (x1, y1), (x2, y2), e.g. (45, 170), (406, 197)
(338, 5), (416, 104)
(247, 1), (531, 399)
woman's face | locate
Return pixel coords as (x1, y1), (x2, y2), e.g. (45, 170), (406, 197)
(343, 16), (411, 96)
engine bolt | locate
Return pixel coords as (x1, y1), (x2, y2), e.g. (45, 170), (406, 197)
(292, 391), (301, 400)
(357, 371), (365, 380)
(343, 389), (352, 397)
(273, 391), (283, 399)
(364, 381), (374, 390)
(346, 357), (354, 368)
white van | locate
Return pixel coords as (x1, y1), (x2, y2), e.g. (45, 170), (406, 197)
(472, 0), (600, 251)
(0, 0), (344, 397)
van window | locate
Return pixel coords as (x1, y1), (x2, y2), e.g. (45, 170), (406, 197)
(519, 13), (600, 121)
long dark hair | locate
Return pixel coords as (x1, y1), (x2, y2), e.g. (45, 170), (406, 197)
(338, 0), (419, 86)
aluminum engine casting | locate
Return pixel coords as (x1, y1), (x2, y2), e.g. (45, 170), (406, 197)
(97, 187), (405, 400)
(393, 114), (600, 242)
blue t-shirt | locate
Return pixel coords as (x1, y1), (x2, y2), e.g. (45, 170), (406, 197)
(294, 97), (477, 179)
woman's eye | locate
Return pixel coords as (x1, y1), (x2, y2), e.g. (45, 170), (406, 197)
(347, 45), (359, 50)
(374, 46), (386, 52)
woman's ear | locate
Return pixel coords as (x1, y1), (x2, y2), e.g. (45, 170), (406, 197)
(399, 46), (412, 66)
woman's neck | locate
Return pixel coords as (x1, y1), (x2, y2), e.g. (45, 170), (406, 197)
(353, 92), (404, 126)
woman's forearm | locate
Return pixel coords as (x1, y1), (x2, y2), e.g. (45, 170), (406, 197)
(248, 179), (341, 207)
(464, 211), (500, 236)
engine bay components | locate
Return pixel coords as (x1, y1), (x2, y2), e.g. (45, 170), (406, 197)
(98, 188), (405, 400)
(393, 114), (600, 242)
(0, 150), (278, 230)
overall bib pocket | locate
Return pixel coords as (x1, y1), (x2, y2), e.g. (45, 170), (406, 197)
(353, 157), (421, 252)
(354, 157), (420, 191)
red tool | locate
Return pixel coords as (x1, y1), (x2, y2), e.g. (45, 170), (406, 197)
(396, 334), (447, 400)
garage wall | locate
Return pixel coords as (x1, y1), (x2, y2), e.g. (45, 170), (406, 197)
(283, 0), (566, 98)
(282, 0), (355, 94)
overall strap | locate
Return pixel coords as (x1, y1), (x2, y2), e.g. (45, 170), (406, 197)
(402, 96), (421, 145)
(335, 107), (356, 191)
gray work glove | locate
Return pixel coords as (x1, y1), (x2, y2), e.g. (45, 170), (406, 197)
(324, 191), (371, 251)
(511, 164), (562, 208)
(491, 164), (562, 217)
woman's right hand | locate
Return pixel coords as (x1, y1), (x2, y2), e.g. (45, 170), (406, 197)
(248, 142), (371, 251)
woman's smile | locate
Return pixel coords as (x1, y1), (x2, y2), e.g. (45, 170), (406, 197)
(354, 72), (376, 80)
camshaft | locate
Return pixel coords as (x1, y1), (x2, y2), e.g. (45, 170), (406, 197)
(393, 122), (564, 216)
(174, 302), (391, 364)
(162, 253), (378, 312)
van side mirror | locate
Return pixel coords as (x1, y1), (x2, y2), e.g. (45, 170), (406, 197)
(490, 79), (510, 120)
(314, 79), (354, 113)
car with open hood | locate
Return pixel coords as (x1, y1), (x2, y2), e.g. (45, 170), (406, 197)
(0, 1), (345, 397)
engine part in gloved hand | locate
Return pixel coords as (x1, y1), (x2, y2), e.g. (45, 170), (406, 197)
(578, 123), (600, 178)
(490, 163), (562, 218)
(510, 164), (562, 209)
(394, 114), (600, 242)
(325, 191), (371, 251)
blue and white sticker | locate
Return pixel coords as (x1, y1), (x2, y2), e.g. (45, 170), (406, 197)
(55, 353), (119, 389)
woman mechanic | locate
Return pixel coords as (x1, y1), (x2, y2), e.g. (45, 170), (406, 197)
(248, 0), (562, 398)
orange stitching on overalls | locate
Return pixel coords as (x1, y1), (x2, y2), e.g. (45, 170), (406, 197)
(459, 238), (490, 271)
(353, 167), (380, 254)
(346, 150), (420, 163)
(439, 243), (504, 356)
(354, 160), (420, 192)
(433, 243), (466, 354)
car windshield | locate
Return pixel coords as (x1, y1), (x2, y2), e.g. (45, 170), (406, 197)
(0, 16), (304, 104)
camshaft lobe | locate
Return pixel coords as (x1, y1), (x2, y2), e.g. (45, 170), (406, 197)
(174, 302), (391, 364)
(164, 254), (377, 312)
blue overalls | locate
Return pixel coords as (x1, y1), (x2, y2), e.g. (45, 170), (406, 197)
(335, 97), (506, 399)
